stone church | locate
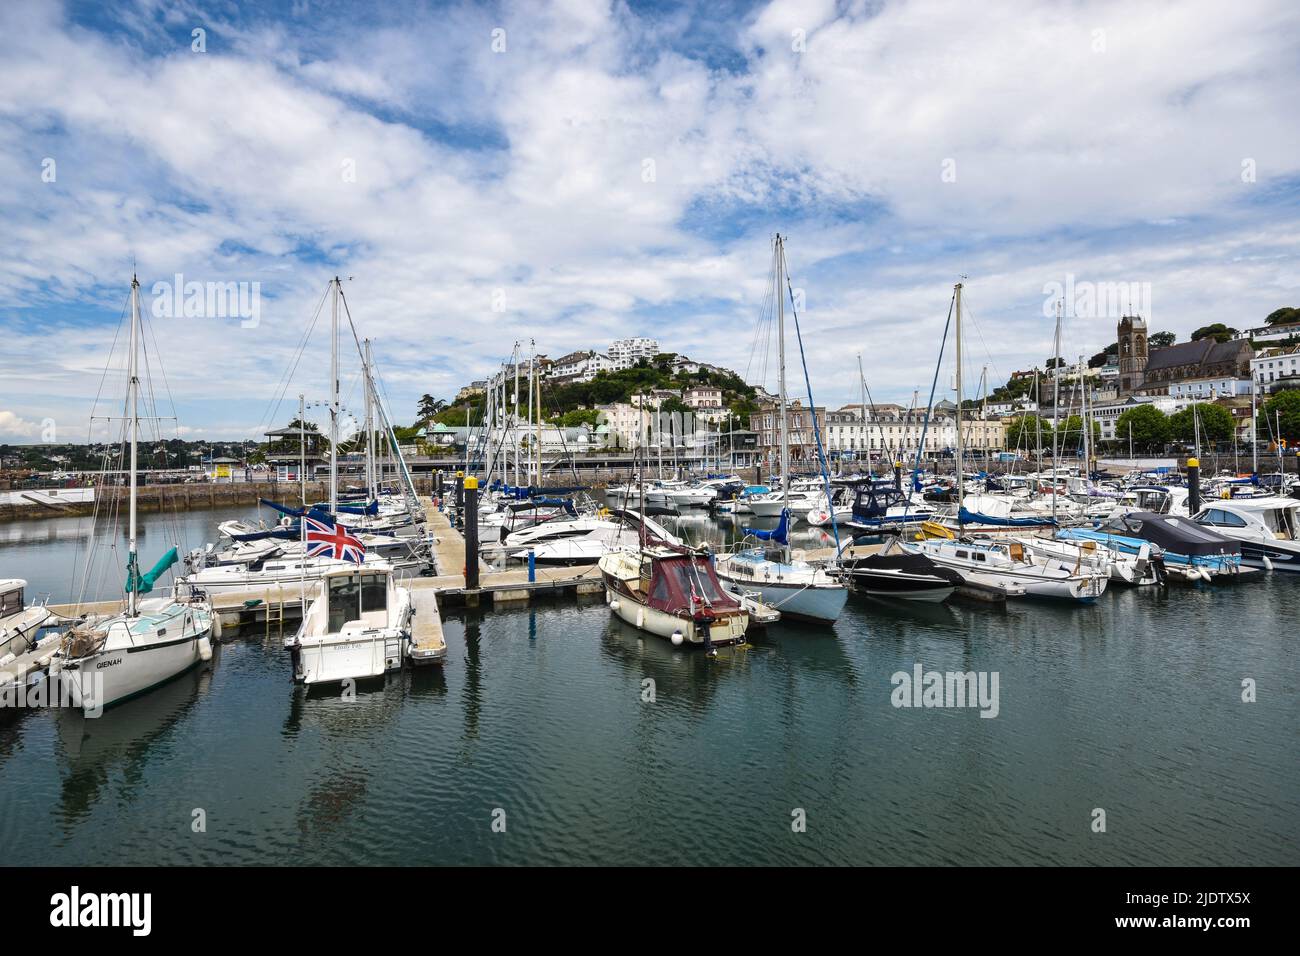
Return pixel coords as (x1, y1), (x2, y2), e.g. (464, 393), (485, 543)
(1116, 314), (1252, 397)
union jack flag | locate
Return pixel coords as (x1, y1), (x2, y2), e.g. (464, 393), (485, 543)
(303, 515), (367, 563)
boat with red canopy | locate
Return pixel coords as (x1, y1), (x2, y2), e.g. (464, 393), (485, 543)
(599, 545), (749, 648)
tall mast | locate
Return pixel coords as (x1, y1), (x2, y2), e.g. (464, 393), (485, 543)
(1050, 300), (1061, 525)
(534, 348), (542, 484)
(776, 236), (790, 503)
(954, 281), (964, 515)
(298, 392), (306, 509)
(127, 275), (141, 617)
(363, 339), (375, 498)
(1251, 374), (1259, 473)
(857, 353), (867, 472)
(329, 276), (340, 515)
(513, 342), (521, 487)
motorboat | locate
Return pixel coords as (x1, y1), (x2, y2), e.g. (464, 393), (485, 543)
(598, 546), (749, 648)
(837, 539), (963, 602)
(1192, 496), (1300, 571)
(286, 563), (413, 684)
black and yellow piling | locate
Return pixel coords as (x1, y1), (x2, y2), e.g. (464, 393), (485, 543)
(464, 476), (480, 590)
(1187, 457), (1200, 514)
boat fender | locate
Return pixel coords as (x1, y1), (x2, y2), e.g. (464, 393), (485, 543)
(636, 608), (644, 629)
(609, 599), (620, 612)
(670, 630), (684, 646)
(1263, 556), (1274, 572)
(0, 653), (13, 667)
(198, 636), (213, 662)
(212, 615), (223, 640)
(38, 654), (53, 667)
(1198, 568), (1212, 582)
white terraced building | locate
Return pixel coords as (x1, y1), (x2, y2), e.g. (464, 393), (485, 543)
(608, 337), (659, 369)
(820, 404), (1006, 460)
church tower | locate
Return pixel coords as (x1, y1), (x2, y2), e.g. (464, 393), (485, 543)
(1118, 315), (1148, 395)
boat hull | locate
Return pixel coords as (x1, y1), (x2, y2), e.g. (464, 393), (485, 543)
(62, 632), (204, 714)
(602, 583), (747, 646)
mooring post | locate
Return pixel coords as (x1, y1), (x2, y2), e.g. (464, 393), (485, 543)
(528, 550), (536, 583)
(454, 470), (465, 529)
(464, 476), (479, 590)
(894, 460), (902, 491)
(1187, 457), (1200, 514)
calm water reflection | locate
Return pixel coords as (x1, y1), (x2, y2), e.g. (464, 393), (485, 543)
(0, 507), (1296, 865)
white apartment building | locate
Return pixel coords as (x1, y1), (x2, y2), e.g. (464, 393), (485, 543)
(1091, 396), (1181, 442)
(545, 350), (615, 383)
(821, 405), (1005, 458)
(1235, 323), (1300, 345)
(1251, 346), (1300, 392)
(608, 337), (660, 370)
(596, 402), (650, 449)
(1167, 377), (1253, 401)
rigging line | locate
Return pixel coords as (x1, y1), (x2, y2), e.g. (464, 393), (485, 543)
(857, 363), (892, 467)
(903, 292), (957, 517)
(259, 281), (330, 431)
(781, 243), (840, 551)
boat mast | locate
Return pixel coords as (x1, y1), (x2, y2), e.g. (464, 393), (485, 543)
(776, 235), (790, 512)
(954, 281), (964, 517)
(128, 275), (141, 617)
(298, 393), (306, 509)
(1079, 353), (1091, 488)
(364, 339), (375, 498)
(513, 342), (521, 487)
(857, 353), (867, 473)
(329, 276), (340, 516)
(1050, 300), (1061, 525)
(1251, 374), (1259, 473)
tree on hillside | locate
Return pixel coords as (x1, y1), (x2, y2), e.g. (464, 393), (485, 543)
(1169, 403), (1234, 443)
(1114, 404), (1170, 450)
(1263, 389), (1300, 445)
(1088, 343), (1118, 368)
(1190, 323), (1237, 344)
(417, 394), (447, 422)
(1265, 307), (1300, 326)
(1149, 331), (1176, 349)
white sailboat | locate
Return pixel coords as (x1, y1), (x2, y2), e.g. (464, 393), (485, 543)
(713, 235), (848, 623)
(903, 283), (1108, 603)
(284, 278), (414, 685)
(53, 276), (215, 715)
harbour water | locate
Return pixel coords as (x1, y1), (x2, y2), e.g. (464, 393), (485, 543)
(0, 507), (1296, 865)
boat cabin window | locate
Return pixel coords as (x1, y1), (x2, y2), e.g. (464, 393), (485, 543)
(1, 587), (22, 617)
(327, 573), (388, 630)
(973, 552), (987, 562)
(1200, 508), (1246, 528)
(955, 550), (969, 559)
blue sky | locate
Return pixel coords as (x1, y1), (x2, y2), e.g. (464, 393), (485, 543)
(2, 0), (1299, 441)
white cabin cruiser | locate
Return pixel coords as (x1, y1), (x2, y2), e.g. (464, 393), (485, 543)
(0, 580), (54, 661)
(287, 564), (413, 685)
(1193, 496), (1300, 571)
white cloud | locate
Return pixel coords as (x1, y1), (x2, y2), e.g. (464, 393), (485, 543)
(0, 0), (1297, 439)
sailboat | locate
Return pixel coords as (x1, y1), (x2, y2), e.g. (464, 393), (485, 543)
(713, 234), (848, 623)
(282, 278), (415, 684)
(902, 283), (1108, 603)
(598, 431), (749, 649)
(52, 276), (215, 715)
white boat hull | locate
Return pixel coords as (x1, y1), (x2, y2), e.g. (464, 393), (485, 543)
(721, 579), (848, 621)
